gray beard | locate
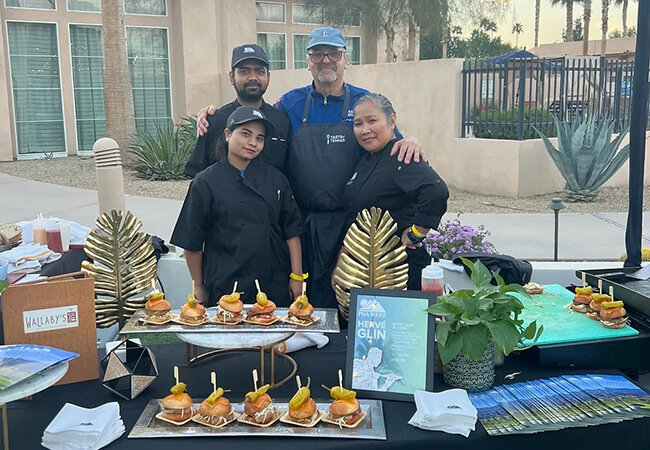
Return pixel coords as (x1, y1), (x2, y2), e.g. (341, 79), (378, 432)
(317, 71), (338, 83)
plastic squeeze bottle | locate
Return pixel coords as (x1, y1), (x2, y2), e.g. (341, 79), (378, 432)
(33, 215), (47, 245)
(421, 259), (444, 296)
(45, 218), (63, 254)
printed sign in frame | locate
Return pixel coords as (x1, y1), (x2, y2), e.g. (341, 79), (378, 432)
(345, 288), (436, 402)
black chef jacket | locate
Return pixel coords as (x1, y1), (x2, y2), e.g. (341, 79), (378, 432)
(184, 100), (291, 177)
(343, 139), (449, 280)
(171, 159), (304, 306)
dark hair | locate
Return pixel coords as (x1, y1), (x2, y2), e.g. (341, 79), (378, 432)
(212, 120), (266, 163)
(354, 92), (396, 123)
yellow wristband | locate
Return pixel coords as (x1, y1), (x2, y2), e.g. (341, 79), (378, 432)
(290, 272), (308, 281)
(411, 224), (425, 238)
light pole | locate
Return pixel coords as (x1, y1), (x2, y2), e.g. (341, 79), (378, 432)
(548, 197), (566, 261)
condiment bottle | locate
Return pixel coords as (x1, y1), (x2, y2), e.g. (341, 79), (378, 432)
(421, 259), (444, 296)
(33, 216), (47, 245)
(45, 218), (63, 254)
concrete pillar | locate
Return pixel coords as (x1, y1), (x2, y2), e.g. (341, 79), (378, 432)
(0, 9), (16, 161)
(93, 138), (126, 214)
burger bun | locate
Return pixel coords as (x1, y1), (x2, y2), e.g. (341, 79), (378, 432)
(330, 399), (360, 417)
(162, 393), (192, 410)
(289, 302), (314, 318)
(600, 307), (626, 320)
(199, 396), (232, 417)
(244, 393), (272, 416)
(218, 298), (244, 313)
(289, 397), (317, 420)
(249, 301), (276, 316)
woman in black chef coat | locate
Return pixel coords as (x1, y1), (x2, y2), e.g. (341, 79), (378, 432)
(340, 93), (449, 290)
(171, 106), (305, 306)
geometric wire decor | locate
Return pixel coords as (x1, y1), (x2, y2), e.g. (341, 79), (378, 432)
(100, 339), (158, 400)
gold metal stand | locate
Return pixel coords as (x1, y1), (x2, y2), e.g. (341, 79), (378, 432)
(183, 334), (297, 389)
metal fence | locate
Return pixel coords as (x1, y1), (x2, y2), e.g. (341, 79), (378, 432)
(461, 56), (637, 140)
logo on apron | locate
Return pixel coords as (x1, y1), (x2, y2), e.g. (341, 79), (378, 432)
(326, 134), (346, 144)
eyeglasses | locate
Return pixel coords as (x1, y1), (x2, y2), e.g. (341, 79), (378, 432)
(308, 50), (344, 63)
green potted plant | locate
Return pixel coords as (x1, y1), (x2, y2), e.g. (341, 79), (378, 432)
(426, 257), (543, 391)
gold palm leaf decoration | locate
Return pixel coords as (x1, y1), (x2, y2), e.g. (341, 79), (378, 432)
(333, 207), (409, 319)
(81, 210), (157, 328)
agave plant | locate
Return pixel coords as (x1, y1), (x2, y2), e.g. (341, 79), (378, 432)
(534, 115), (630, 202)
(129, 118), (195, 180)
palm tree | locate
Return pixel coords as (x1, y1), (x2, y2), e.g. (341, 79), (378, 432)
(551, 0), (578, 42)
(101, 0), (136, 158)
(583, 0), (591, 55)
(479, 17), (498, 36)
(601, 0), (611, 57)
(534, 0), (541, 47)
(614, 0), (635, 36)
(512, 22), (523, 48)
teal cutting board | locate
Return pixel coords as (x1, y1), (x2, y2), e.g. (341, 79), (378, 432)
(513, 284), (638, 346)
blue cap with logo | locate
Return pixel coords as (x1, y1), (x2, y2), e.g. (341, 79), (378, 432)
(307, 27), (347, 50)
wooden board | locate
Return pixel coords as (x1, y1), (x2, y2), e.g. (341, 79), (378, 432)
(515, 284), (638, 346)
(2, 272), (99, 385)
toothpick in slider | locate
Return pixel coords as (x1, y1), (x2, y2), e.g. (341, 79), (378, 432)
(253, 369), (259, 391)
(174, 366), (179, 385)
(232, 281), (238, 294)
(338, 369), (343, 389)
(255, 279), (261, 294)
(211, 372), (216, 392)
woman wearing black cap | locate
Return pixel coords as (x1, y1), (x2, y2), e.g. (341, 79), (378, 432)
(171, 106), (304, 306)
(337, 93), (449, 290)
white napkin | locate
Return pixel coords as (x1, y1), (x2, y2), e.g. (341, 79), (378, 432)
(408, 389), (478, 437)
(275, 332), (329, 353)
(42, 402), (124, 450)
(0, 242), (61, 273)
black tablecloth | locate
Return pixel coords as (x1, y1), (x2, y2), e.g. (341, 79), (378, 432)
(4, 332), (650, 450)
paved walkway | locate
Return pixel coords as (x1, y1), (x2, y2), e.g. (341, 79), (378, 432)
(2, 172), (647, 261)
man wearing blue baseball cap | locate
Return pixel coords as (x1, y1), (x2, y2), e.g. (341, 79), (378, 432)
(196, 27), (425, 308)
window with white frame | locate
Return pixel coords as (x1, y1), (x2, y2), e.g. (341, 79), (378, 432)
(7, 22), (66, 155)
(124, 0), (166, 16)
(292, 3), (323, 25)
(345, 36), (361, 65)
(67, 0), (100, 12)
(70, 24), (105, 153)
(127, 27), (172, 134)
(256, 2), (285, 23)
(257, 33), (286, 71)
(5, 0), (55, 9)
(293, 34), (309, 69)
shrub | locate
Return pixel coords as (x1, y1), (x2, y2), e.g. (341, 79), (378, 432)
(129, 118), (195, 180)
(620, 248), (650, 262)
(472, 107), (557, 140)
(425, 218), (497, 260)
